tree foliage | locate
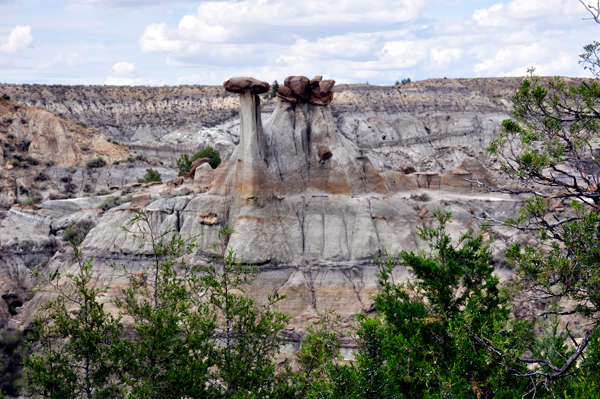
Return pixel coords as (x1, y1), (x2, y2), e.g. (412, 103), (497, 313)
(25, 211), (292, 399)
(482, 12), (600, 388)
(25, 242), (123, 399)
(0, 329), (32, 397)
(136, 168), (162, 184)
(201, 225), (290, 398)
(109, 210), (212, 399)
(176, 146), (221, 176)
(303, 210), (533, 398)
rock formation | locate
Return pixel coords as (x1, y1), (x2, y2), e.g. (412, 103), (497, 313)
(0, 76), (518, 351)
(276, 75), (335, 106)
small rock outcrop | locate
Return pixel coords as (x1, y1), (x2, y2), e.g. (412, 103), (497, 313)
(440, 157), (497, 192)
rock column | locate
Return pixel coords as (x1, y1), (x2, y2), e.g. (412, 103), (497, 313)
(223, 77), (270, 201)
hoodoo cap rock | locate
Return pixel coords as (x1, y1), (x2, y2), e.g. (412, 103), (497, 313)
(277, 75), (335, 105)
(223, 77), (270, 94)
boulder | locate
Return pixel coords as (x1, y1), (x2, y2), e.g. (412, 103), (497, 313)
(223, 77), (270, 94)
(284, 76), (311, 102)
(167, 177), (184, 187)
(319, 79), (335, 94)
(310, 88), (334, 106)
(310, 79), (335, 106)
(381, 171), (417, 193)
(276, 76), (335, 105)
(310, 76), (323, 87)
(127, 194), (152, 210)
(318, 146), (333, 161)
(193, 162), (215, 189)
(189, 157), (212, 177)
(276, 86), (296, 103)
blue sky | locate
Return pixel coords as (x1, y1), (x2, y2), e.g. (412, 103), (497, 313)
(0, 0), (597, 85)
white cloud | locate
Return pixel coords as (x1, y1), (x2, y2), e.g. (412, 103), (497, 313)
(65, 52), (79, 66)
(0, 0), (594, 85)
(140, 23), (186, 54)
(431, 48), (462, 66)
(473, 0), (581, 27)
(63, 0), (196, 7)
(139, 0), (427, 58)
(39, 54), (63, 69)
(136, 0), (591, 85)
(39, 52), (79, 69)
(104, 75), (165, 85)
(473, 41), (578, 77)
(110, 61), (137, 75)
(1, 25), (34, 53)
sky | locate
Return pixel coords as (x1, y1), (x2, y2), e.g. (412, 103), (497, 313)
(0, 0), (597, 86)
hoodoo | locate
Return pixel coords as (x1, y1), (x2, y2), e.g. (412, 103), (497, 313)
(82, 76), (422, 267)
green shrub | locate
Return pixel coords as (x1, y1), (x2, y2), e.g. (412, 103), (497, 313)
(64, 182), (78, 193)
(63, 220), (95, 245)
(99, 196), (119, 211)
(44, 160), (55, 167)
(83, 183), (94, 193)
(17, 138), (30, 152)
(95, 188), (109, 196)
(23, 198), (34, 206)
(410, 192), (430, 202)
(0, 329), (33, 397)
(34, 171), (48, 182)
(25, 156), (39, 165)
(176, 146), (221, 176)
(121, 185), (133, 194)
(119, 194), (133, 204)
(42, 236), (59, 252)
(86, 156), (106, 168)
(137, 168), (162, 184)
